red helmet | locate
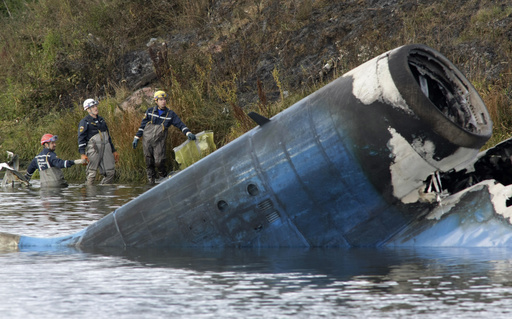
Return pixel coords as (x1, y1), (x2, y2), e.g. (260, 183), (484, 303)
(41, 134), (58, 145)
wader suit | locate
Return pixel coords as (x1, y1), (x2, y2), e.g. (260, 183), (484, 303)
(78, 114), (116, 185)
(26, 148), (75, 187)
(135, 106), (191, 183)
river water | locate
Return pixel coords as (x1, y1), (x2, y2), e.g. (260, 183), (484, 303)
(1, 182), (512, 318)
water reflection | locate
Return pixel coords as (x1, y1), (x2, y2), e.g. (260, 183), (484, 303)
(31, 246), (512, 317)
(0, 182), (146, 237)
(3, 183), (512, 318)
(85, 246), (398, 276)
(84, 246), (512, 277)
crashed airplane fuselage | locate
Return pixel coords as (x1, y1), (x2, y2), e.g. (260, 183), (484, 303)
(4, 43), (512, 250)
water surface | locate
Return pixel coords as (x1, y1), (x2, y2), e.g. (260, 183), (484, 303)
(1, 183), (512, 318)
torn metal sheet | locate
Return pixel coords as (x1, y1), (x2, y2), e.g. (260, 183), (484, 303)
(0, 153), (29, 187)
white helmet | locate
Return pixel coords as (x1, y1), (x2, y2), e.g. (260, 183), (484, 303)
(83, 98), (99, 110)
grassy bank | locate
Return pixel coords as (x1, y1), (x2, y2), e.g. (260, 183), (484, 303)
(2, 0), (512, 183)
(0, 76), (299, 183)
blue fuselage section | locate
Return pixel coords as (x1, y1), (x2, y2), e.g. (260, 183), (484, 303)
(9, 44), (499, 250)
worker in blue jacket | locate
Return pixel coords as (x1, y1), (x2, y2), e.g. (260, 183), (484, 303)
(25, 134), (86, 187)
(78, 99), (119, 185)
(132, 90), (196, 184)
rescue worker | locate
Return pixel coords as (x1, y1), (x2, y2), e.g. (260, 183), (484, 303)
(78, 98), (119, 185)
(132, 90), (196, 184)
(25, 134), (86, 187)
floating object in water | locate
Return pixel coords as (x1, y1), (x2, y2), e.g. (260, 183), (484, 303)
(0, 153), (29, 187)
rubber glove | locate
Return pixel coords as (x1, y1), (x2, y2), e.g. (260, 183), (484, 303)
(186, 132), (196, 140)
(74, 159), (87, 165)
(113, 151), (119, 163)
(132, 137), (139, 149)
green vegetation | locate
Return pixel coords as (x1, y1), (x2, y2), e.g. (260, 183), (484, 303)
(1, 0), (512, 183)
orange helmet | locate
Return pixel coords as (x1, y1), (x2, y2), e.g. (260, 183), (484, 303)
(41, 134), (58, 145)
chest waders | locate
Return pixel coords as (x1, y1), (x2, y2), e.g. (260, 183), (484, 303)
(142, 122), (168, 183)
(39, 165), (68, 188)
(85, 131), (115, 185)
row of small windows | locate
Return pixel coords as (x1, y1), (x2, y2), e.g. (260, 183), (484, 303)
(216, 183), (259, 212)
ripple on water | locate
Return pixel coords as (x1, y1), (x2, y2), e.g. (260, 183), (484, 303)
(2, 186), (512, 318)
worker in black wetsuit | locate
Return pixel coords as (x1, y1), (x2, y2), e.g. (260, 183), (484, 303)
(78, 98), (119, 185)
(132, 90), (196, 184)
(25, 134), (86, 187)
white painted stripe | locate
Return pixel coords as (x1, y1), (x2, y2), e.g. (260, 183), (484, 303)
(148, 113), (172, 121)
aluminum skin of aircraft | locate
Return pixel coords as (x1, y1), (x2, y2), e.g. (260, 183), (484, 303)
(3, 43), (512, 251)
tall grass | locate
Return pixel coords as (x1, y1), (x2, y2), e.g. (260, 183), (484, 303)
(2, 0), (512, 184)
(397, 1), (512, 149)
(22, 90), (237, 183)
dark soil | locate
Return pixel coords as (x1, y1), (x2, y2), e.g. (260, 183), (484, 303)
(119, 0), (512, 107)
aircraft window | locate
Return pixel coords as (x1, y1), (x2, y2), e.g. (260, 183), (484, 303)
(217, 200), (228, 212)
(247, 184), (259, 196)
